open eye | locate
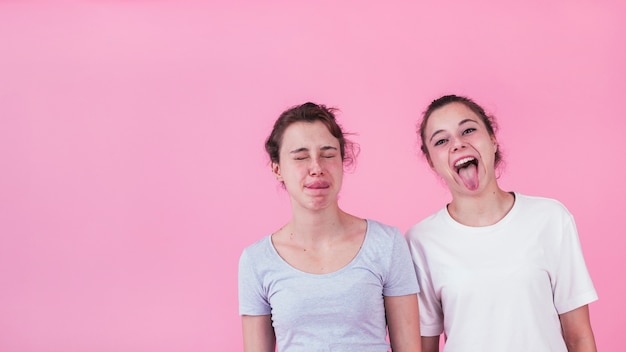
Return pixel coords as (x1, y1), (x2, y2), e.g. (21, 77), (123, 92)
(434, 138), (447, 146)
(462, 128), (476, 135)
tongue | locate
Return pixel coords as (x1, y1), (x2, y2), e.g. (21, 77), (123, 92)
(458, 164), (479, 190)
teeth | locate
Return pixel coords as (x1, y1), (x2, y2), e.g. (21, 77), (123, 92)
(454, 157), (475, 167)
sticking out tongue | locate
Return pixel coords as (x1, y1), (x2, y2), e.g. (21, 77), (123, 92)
(458, 163), (479, 190)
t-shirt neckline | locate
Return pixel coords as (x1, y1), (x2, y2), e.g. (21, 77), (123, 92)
(267, 219), (371, 277)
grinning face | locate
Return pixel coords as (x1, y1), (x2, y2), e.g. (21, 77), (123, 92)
(272, 120), (344, 212)
(424, 102), (499, 195)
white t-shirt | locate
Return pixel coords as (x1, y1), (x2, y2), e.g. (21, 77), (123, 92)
(239, 219), (419, 352)
(406, 193), (597, 352)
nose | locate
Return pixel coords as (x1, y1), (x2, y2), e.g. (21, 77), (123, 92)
(309, 157), (324, 176)
(451, 139), (466, 152)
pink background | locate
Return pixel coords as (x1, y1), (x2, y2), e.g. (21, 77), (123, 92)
(1, 1), (624, 351)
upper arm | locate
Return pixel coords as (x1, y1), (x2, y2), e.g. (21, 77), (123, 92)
(559, 305), (597, 352)
(421, 335), (440, 352)
(242, 315), (275, 352)
(384, 294), (421, 352)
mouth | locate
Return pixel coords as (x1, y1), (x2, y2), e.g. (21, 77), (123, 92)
(306, 181), (330, 189)
(454, 156), (478, 174)
(454, 156), (480, 191)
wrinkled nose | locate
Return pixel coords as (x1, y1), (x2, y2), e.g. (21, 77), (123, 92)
(309, 159), (324, 176)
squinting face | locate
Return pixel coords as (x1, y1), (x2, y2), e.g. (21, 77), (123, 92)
(424, 102), (498, 194)
(272, 120), (344, 211)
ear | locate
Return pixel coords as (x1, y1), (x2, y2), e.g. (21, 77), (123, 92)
(271, 162), (283, 182)
(491, 136), (498, 151)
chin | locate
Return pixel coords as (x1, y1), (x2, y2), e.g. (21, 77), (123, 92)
(308, 199), (336, 210)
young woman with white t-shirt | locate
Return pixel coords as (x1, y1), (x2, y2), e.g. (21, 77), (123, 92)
(406, 95), (598, 352)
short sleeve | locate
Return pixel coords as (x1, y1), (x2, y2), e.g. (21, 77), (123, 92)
(406, 227), (444, 336)
(552, 213), (598, 314)
(382, 229), (420, 297)
(238, 248), (271, 316)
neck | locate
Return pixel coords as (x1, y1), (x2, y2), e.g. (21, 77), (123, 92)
(448, 185), (514, 227)
(288, 204), (347, 242)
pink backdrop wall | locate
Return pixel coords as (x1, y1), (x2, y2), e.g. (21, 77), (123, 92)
(1, 1), (624, 351)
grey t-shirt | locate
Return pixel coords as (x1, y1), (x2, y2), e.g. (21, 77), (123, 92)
(238, 219), (419, 351)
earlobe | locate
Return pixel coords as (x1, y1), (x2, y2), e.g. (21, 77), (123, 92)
(272, 162), (283, 181)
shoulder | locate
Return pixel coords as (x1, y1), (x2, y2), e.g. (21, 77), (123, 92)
(239, 235), (283, 280)
(240, 235), (273, 261)
(405, 207), (448, 242)
(515, 193), (572, 218)
(366, 219), (403, 241)
(363, 219), (409, 252)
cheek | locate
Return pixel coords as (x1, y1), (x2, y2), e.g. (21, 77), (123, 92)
(280, 164), (303, 178)
(428, 148), (447, 165)
(481, 140), (498, 160)
(430, 153), (458, 178)
(429, 159), (449, 177)
(323, 157), (343, 168)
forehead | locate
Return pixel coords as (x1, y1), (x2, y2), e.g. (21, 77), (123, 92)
(426, 102), (484, 131)
(280, 120), (338, 150)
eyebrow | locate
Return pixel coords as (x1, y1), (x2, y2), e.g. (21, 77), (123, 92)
(289, 145), (338, 154)
(429, 118), (478, 142)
